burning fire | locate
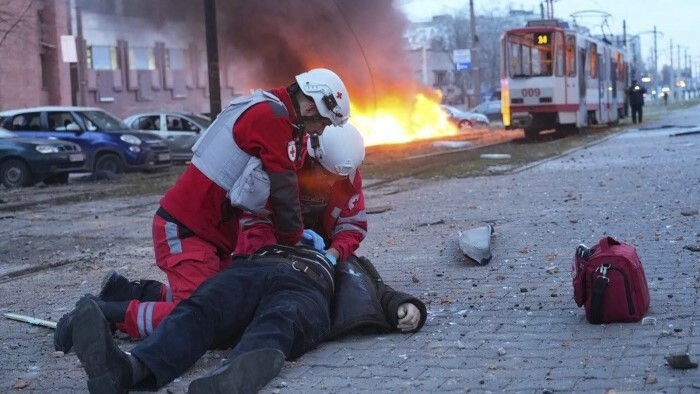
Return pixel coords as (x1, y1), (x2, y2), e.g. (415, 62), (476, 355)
(350, 92), (459, 146)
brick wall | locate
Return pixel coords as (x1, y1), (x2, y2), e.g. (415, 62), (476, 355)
(0, 0), (72, 111)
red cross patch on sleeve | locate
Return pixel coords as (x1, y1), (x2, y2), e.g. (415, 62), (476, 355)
(287, 141), (297, 162)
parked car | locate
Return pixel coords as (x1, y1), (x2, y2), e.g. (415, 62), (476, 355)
(123, 112), (211, 161)
(0, 126), (86, 188)
(441, 105), (489, 128)
(0, 106), (171, 174)
(470, 100), (503, 123)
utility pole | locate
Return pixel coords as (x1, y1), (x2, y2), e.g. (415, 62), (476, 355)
(75, 5), (87, 107)
(670, 39), (674, 101)
(204, 0), (222, 116)
(469, 0), (481, 107)
(544, 0), (554, 19)
(653, 25), (658, 97)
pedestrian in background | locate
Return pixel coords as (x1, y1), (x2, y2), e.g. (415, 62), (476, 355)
(627, 80), (647, 124)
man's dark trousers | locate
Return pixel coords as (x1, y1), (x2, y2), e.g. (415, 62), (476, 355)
(129, 260), (332, 389)
(631, 104), (643, 124)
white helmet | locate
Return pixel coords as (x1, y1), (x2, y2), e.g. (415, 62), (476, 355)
(307, 123), (365, 177)
(295, 68), (350, 126)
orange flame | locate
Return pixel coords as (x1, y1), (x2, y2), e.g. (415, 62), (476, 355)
(350, 92), (459, 146)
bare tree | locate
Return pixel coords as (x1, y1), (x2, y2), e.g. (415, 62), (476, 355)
(426, 6), (527, 103)
(0, 0), (36, 48)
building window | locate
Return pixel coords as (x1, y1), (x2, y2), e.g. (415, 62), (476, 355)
(77, 0), (115, 15)
(40, 53), (49, 89)
(129, 47), (155, 70)
(433, 70), (447, 87)
(88, 46), (118, 70)
(123, 0), (157, 18)
(166, 49), (185, 70)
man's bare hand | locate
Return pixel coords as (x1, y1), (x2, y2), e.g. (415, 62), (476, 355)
(396, 302), (420, 332)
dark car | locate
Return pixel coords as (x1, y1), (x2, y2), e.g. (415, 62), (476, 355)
(0, 127), (86, 188)
(0, 106), (171, 174)
(470, 100), (503, 123)
(441, 105), (489, 128)
(123, 112), (211, 162)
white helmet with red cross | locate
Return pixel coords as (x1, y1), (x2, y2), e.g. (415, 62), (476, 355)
(295, 68), (350, 126)
(307, 123), (365, 177)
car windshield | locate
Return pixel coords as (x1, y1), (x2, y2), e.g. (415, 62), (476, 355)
(442, 105), (459, 115)
(0, 127), (16, 138)
(189, 115), (212, 127)
(75, 110), (129, 131)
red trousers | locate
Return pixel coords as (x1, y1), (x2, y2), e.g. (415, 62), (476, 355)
(116, 214), (232, 338)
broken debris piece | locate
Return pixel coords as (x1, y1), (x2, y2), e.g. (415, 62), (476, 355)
(458, 224), (495, 266)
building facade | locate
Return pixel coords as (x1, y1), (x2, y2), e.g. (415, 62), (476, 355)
(0, 0), (247, 118)
(0, 0), (72, 111)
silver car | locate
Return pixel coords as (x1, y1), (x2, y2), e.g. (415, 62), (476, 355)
(124, 112), (211, 162)
(440, 105), (490, 128)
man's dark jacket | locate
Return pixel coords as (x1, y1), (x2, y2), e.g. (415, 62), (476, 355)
(328, 255), (427, 340)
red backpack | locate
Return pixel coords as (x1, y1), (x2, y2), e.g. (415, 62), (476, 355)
(572, 236), (650, 324)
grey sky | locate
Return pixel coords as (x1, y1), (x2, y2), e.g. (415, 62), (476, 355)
(399, 0), (696, 67)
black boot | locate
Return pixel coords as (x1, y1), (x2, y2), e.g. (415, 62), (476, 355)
(72, 299), (133, 394)
(99, 270), (163, 302)
(188, 348), (285, 394)
(54, 294), (100, 353)
(54, 295), (128, 353)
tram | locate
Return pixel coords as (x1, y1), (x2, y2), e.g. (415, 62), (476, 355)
(500, 19), (630, 137)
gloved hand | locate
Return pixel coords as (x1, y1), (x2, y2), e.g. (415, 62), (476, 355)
(301, 229), (325, 251)
(324, 252), (338, 266)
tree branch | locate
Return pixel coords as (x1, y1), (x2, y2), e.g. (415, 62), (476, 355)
(0, 0), (36, 48)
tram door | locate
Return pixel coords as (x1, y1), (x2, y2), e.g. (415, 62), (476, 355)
(610, 56), (619, 121)
(578, 48), (587, 126)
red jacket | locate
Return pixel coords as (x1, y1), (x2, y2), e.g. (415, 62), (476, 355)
(159, 87), (304, 254)
(236, 158), (367, 262)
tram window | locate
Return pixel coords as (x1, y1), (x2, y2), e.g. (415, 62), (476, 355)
(509, 43), (523, 76)
(522, 47), (532, 75)
(506, 32), (554, 77)
(555, 32), (564, 76)
(589, 43), (598, 78)
(534, 48), (552, 76)
(565, 35), (576, 77)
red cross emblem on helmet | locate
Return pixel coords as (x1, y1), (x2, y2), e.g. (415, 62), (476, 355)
(336, 92), (343, 100)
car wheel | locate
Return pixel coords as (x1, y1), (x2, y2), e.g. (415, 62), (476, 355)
(94, 153), (124, 174)
(1, 159), (35, 188)
(458, 119), (472, 128)
(43, 173), (70, 185)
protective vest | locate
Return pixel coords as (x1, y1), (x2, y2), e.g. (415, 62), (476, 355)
(191, 90), (288, 192)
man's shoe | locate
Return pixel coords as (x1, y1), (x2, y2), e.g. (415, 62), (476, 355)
(54, 294), (99, 353)
(98, 270), (131, 302)
(188, 348), (285, 394)
(72, 299), (132, 394)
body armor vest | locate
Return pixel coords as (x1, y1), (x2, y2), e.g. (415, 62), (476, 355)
(191, 90), (288, 191)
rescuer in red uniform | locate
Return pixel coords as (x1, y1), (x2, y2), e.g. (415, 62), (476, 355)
(54, 68), (352, 351)
(235, 122), (367, 265)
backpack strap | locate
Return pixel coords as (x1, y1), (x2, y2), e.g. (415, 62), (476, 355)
(589, 264), (610, 324)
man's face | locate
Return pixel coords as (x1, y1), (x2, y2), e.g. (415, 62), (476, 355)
(311, 159), (345, 187)
(300, 101), (332, 133)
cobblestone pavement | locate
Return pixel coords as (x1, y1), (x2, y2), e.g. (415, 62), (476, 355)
(0, 108), (698, 393)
